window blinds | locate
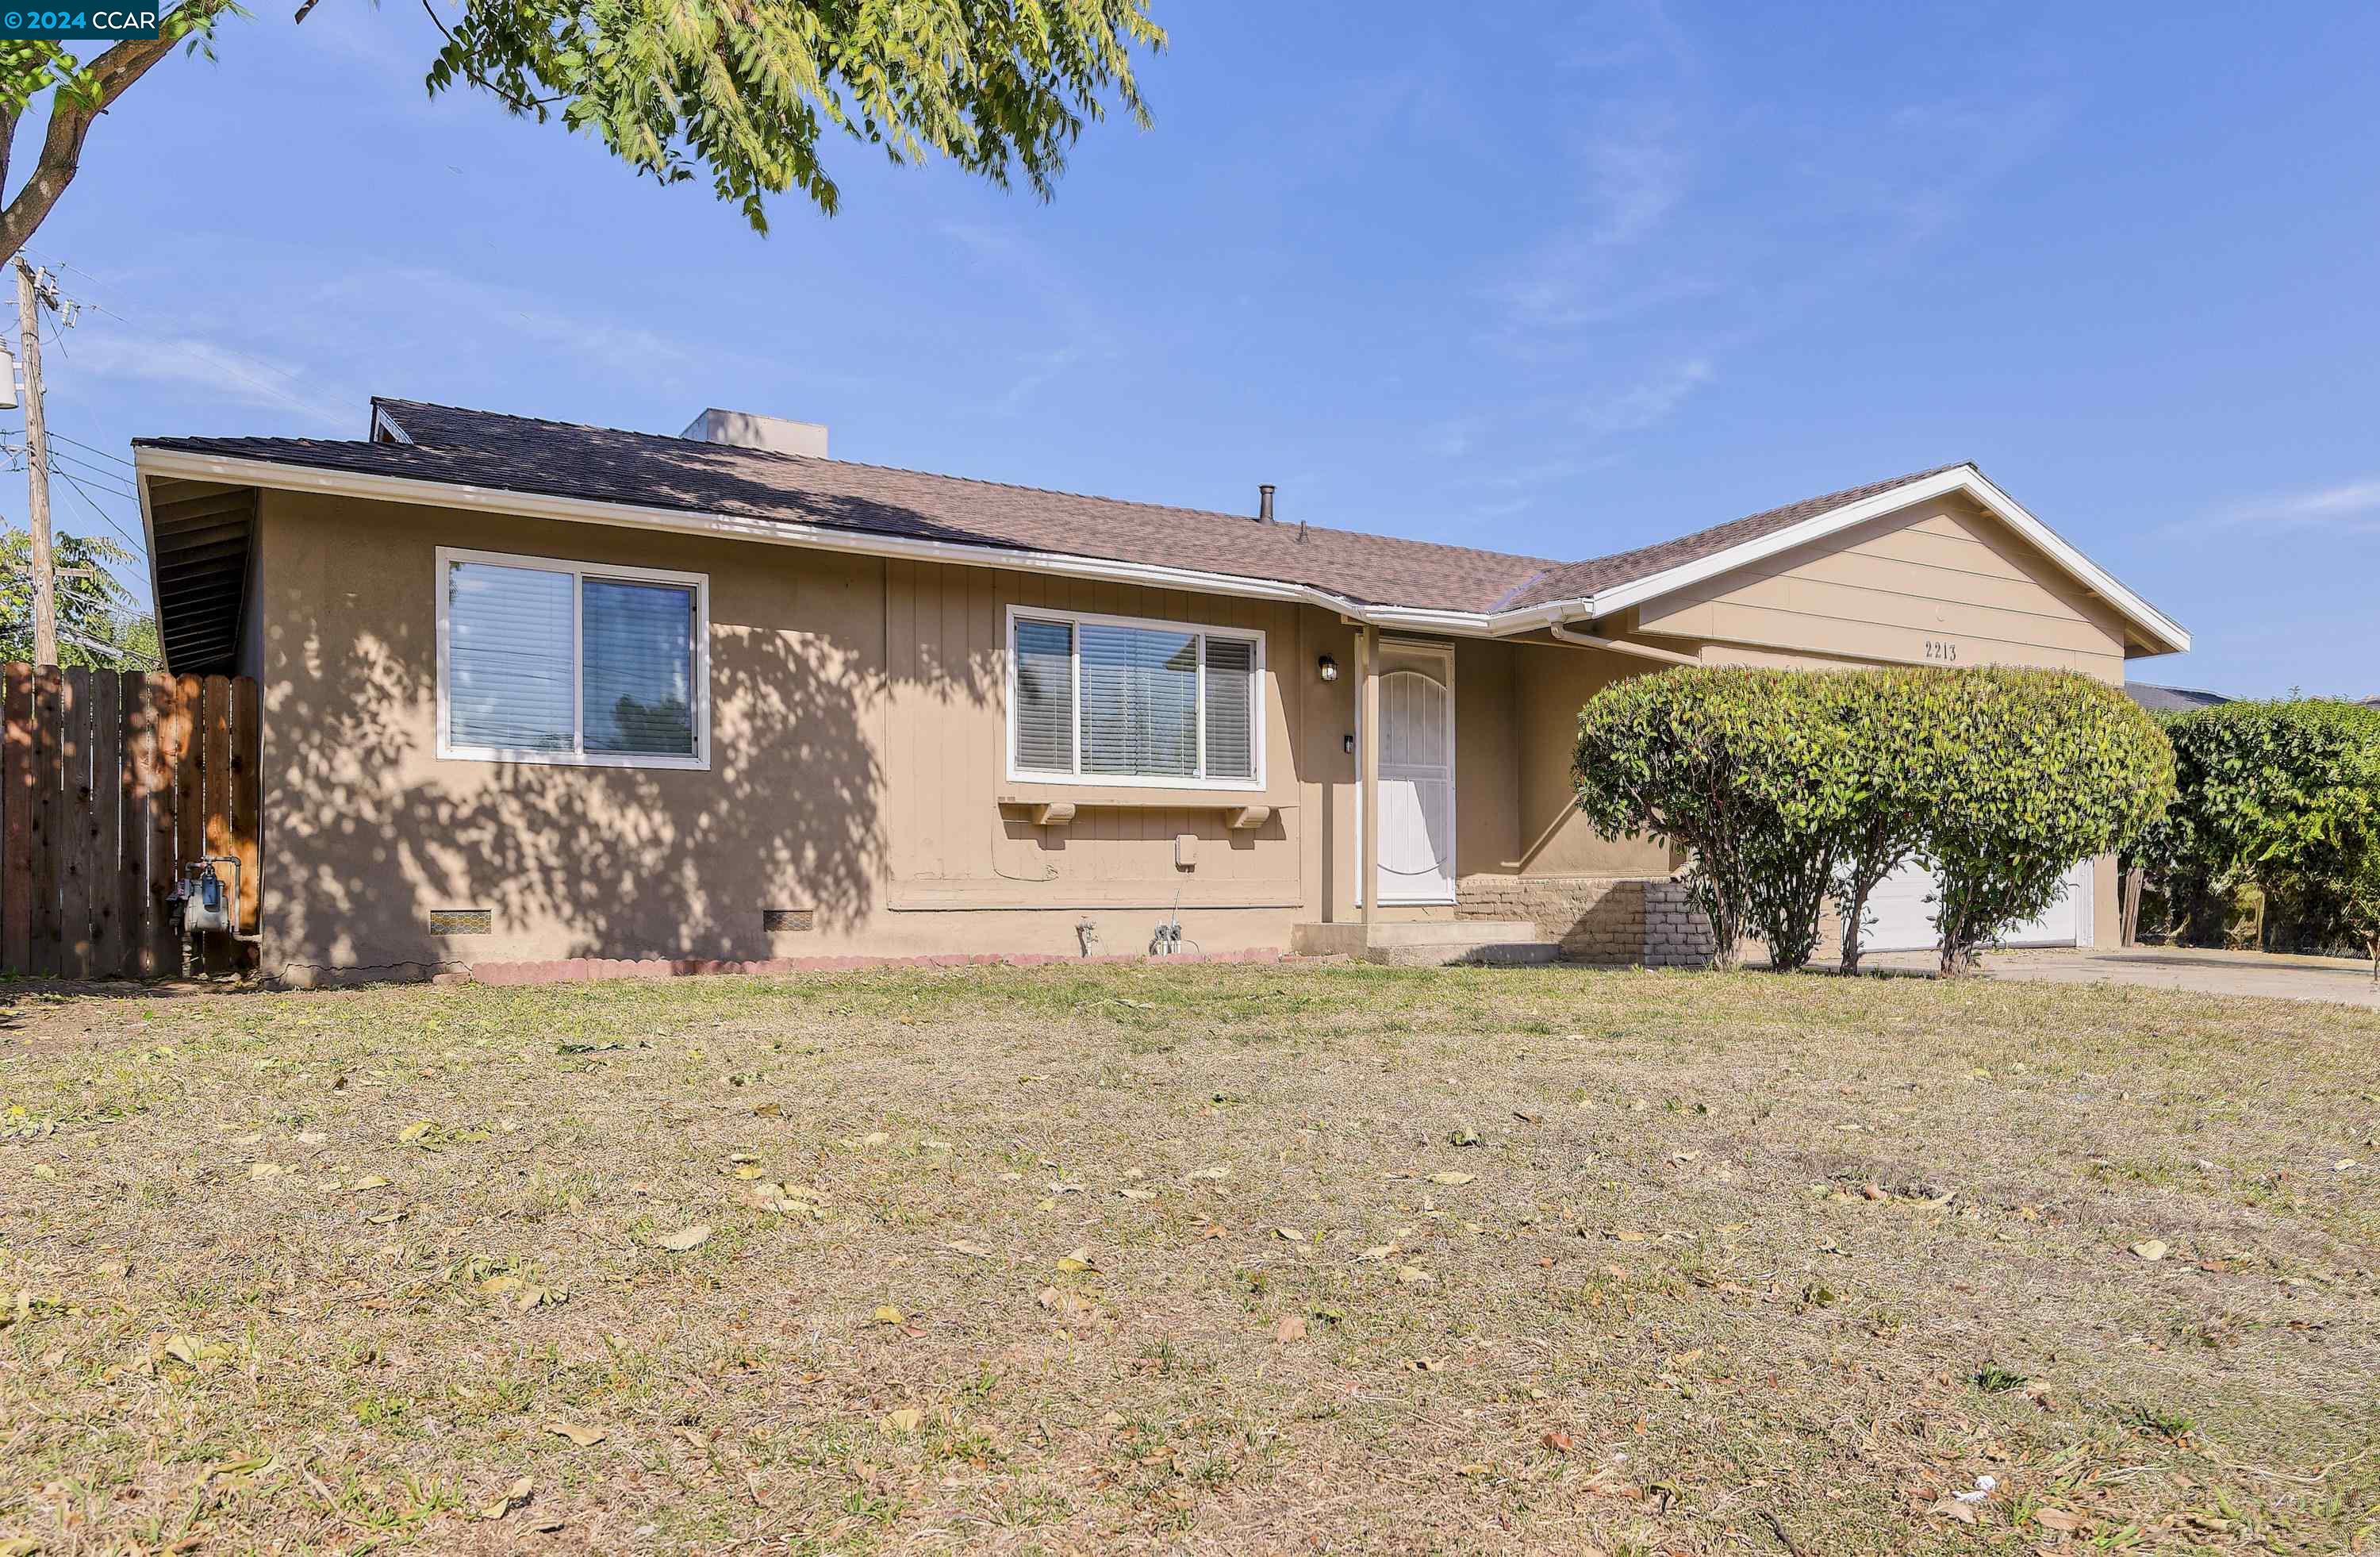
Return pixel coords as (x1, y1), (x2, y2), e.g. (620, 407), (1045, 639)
(1012, 613), (1257, 783)
(1202, 636), (1256, 780)
(447, 562), (573, 751)
(1013, 617), (1076, 772)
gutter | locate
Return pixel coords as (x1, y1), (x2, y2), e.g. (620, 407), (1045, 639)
(1545, 619), (1701, 665)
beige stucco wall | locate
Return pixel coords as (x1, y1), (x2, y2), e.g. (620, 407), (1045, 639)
(250, 483), (2147, 972)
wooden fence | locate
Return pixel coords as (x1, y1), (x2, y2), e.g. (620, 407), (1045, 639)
(1, 667), (259, 978)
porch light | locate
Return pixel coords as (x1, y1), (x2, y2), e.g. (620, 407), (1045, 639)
(1317, 654), (1339, 682)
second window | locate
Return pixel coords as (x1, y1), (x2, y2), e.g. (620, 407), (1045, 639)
(1010, 608), (1262, 786)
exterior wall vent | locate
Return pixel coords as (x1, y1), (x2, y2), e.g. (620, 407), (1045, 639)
(762, 908), (816, 933)
(429, 908), (493, 936)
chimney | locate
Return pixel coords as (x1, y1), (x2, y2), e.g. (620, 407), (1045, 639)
(1257, 483), (1275, 523)
(681, 408), (829, 459)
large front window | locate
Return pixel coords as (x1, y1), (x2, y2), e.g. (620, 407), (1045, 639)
(1008, 607), (1263, 787)
(438, 547), (708, 767)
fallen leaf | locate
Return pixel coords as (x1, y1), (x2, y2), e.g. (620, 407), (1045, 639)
(476, 1476), (535, 1520)
(1427, 1171), (1475, 1186)
(1273, 1227), (1306, 1242)
(397, 1121), (435, 1142)
(653, 1226), (712, 1252)
(544, 1421), (605, 1447)
(1274, 1314), (1307, 1344)
(1357, 1244), (1396, 1262)
(872, 1305), (904, 1325)
(1928, 1495), (1979, 1524)
(1541, 1428), (1575, 1454)
(1054, 1248), (1099, 1273)
(1395, 1265), (1434, 1285)
(2129, 1239), (2169, 1263)
(880, 1407), (923, 1435)
(943, 1240), (991, 1259)
(2033, 1506), (2086, 1532)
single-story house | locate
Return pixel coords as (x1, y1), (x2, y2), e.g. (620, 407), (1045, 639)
(132, 400), (2190, 979)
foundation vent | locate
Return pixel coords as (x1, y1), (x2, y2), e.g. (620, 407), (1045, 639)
(429, 908), (493, 936)
(762, 908), (816, 933)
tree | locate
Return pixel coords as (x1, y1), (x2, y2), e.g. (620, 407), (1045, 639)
(1572, 667), (1858, 972)
(1820, 667), (1944, 974)
(1920, 668), (2173, 975)
(0, 526), (159, 668)
(2, 0), (1164, 267)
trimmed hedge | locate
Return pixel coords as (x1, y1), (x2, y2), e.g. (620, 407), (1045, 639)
(2142, 699), (2380, 963)
(1573, 665), (2175, 973)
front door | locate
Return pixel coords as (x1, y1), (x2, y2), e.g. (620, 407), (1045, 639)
(1361, 647), (1457, 905)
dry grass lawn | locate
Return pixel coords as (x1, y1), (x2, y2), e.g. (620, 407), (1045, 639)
(2, 963), (2377, 1555)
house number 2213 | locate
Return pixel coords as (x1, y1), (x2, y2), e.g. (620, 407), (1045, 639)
(1924, 639), (1960, 663)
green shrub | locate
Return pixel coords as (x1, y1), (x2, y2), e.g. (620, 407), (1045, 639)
(2143, 699), (2380, 958)
(1573, 665), (2175, 975)
(1817, 667), (1950, 973)
(1918, 669), (2174, 973)
(1571, 667), (1857, 971)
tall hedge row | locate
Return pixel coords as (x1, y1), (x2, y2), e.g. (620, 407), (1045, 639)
(1572, 665), (2175, 974)
(2141, 699), (2380, 968)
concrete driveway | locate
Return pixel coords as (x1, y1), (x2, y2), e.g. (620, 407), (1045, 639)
(1871, 945), (2380, 1009)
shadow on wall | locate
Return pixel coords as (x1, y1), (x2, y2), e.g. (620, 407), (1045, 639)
(263, 591), (996, 975)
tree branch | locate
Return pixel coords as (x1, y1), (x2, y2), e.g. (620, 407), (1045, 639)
(0, 6), (236, 268)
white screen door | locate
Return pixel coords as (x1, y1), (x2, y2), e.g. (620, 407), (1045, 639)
(1359, 650), (1457, 905)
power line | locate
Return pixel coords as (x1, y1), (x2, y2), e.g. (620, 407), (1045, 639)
(44, 447), (135, 495)
(47, 430), (130, 467)
(48, 465), (149, 556)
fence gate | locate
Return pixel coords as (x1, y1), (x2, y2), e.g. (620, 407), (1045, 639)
(0, 666), (259, 978)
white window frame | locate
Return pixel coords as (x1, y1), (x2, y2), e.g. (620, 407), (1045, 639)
(1004, 602), (1265, 791)
(436, 544), (712, 770)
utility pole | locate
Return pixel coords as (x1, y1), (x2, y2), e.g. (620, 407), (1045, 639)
(13, 256), (56, 668)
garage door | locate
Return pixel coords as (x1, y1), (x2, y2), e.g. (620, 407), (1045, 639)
(1859, 859), (2093, 953)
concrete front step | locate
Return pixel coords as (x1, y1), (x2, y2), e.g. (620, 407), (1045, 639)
(1290, 920), (1560, 966)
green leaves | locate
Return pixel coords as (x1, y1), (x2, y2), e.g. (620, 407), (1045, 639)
(421, 0), (1165, 233)
(2148, 699), (2380, 964)
(1574, 665), (2176, 974)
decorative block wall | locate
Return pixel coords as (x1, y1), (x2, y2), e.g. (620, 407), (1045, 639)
(1457, 875), (1645, 963)
(1640, 878), (1723, 967)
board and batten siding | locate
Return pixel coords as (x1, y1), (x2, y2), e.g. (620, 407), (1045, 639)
(1633, 494), (2130, 681)
(878, 559), (1307, 911)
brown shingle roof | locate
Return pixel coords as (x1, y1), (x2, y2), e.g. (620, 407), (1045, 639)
(135, 398), (1972, 618)
(1497, 463), (1971, 610)
(142, 400), (1562, 613)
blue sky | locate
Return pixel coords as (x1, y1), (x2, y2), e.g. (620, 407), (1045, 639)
(10, 0), (2375, 694)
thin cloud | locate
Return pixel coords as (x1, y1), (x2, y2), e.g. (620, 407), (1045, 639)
(1574, 357), (1714, 435)
(2185, 479), (2380, 535)
(67, 331), (351, 429)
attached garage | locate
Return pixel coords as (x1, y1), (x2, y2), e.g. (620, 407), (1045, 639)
(1860, 859), (2095, 954)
